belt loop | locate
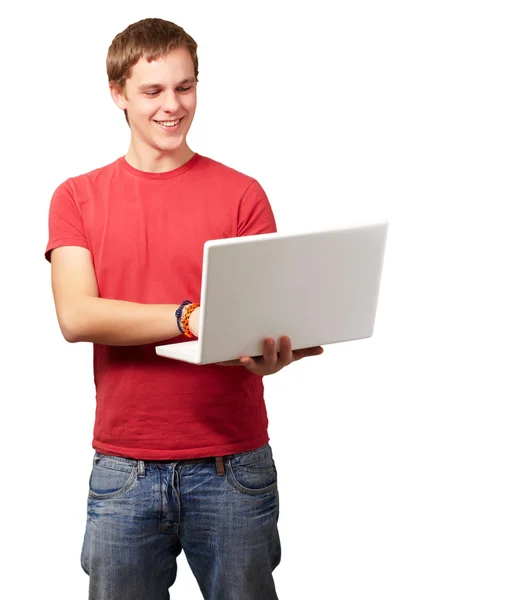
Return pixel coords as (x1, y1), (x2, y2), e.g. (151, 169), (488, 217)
(137, 460), (146, 478)
(215, 456), (225, 476)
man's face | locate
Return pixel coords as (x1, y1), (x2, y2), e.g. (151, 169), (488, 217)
(112, 47), (197, 155)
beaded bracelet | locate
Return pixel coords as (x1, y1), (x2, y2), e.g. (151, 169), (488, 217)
(175, 300), (192, 334)
(182, 303), (200, 338)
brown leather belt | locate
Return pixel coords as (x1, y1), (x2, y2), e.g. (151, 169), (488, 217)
(143, 455), (226, 475)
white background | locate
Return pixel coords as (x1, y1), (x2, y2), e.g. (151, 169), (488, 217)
(2, 0), (531, 598)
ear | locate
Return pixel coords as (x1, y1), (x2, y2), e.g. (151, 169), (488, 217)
(109, 83), (128, 110)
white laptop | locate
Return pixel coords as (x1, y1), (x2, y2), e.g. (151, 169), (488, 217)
(155, 220), (388, 365)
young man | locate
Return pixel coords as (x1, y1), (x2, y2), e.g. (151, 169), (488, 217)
(45, 17), (323, 600)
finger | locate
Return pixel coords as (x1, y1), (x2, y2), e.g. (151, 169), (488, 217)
(216, 355), (250, 366)
(240, 356), (257, 370)
(262, 337), (278, 367)
(292, 346), (324, 361)
(278, 335), (293, 365)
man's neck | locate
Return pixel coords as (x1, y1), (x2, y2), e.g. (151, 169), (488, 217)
(125, 144), (195, 173)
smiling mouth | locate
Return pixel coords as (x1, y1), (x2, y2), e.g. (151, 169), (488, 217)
(154, 118), (183, 128)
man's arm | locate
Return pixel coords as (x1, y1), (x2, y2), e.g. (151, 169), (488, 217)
(51, 246), (199, 345)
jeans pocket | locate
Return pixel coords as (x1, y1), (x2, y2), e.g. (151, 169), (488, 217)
(88, 454), (138, 500)
(226, 446), (278, 496)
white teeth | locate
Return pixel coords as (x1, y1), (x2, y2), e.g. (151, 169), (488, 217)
(157, 119), (181, 126)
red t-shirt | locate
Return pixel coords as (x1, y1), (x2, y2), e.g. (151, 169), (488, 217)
(45, 153), (277, 460)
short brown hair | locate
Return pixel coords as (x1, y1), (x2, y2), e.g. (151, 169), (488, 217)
(106, 18), (199, 126)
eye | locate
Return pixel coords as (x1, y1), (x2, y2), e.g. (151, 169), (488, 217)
(145, 87), (191, 96)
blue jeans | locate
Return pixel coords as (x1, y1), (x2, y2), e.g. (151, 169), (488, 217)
(80, 443), (281, 599)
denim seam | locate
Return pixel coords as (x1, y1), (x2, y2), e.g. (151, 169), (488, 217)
(237, 465), (276, 474)
(157, 467), (163, 533)
(88, 463), (138, 500)
(229, 443), (269, 460)
(226, 461), (278, 496)
(94, 444), (269, 465)
(95, 452), (133, 464)
(93, 462), (132, 474)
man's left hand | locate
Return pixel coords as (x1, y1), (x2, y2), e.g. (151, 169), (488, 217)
(215, 335), (324, 375)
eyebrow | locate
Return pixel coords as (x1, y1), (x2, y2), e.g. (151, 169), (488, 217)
(137, 78), (195, 90)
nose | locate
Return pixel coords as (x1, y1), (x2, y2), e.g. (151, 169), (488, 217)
(161, 90), (180, 114)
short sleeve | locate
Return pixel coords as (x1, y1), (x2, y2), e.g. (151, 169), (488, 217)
(237, 179), (278, 237)
(45, 179), (89, 263)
